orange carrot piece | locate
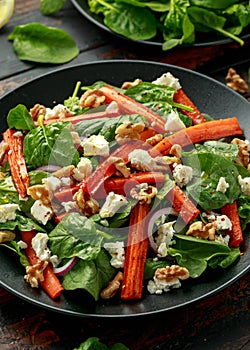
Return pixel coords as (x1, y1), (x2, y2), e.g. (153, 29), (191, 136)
(35, 110), (121, 126)
(166, 185), (200, 224)
(173, 89), (207, 124)
(99, 85), (166, 133)
(150, 117), (243, 156)
(121, 202), (150, 300)
(104, 172), (165, 196)
(21, 230), (64, 299)
(3, 129), (30, 198)
(221, 201), (243, 248)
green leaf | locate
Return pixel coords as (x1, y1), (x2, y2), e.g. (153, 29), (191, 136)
(40, 0), (65, 15)
(8, 23), (79, 64)
(190, 0), (238, 10)
(104, 3), (157, 41)
(0, 212), (46, 232)
(7, 104), (35, 131)
(48, 212), (103, 261)
(1, 241), (29, 267)
(61, 249), (116, 301)
(23, 122), (79, 168)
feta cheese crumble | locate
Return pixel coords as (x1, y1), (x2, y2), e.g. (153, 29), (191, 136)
(99, 192), (128, 218)
(216, 177), (229, 193)
(0, 203), (20, 223)
(81, 135), (109, 157)
(238, 175), (250, 197)
(172, 163), (193, 187)
(152, 72), (181, 90)
(73, 157), (93, 181)
(155, 221), (176, 257)
(128, 149), (154, 171)
(31, 232), (51, 261)
(103, 241), (125, 268)
(165, 110), (185, 132)
(30, 200), (53, 225)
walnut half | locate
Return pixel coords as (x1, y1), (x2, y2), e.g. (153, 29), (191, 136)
(100, 271), (124, 299)
(155, 265), (189, 282)
(226, 68), (249, 94)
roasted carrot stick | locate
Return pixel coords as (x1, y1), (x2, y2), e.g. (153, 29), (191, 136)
(173, 89), (207, 124)
(3, 129), (30, 198)
(121, 202), (150, 300)
(221, 201), (243, 248)
(20, 230), (64, 299)
(104, 172), (165, 195)
(34, 110), (121, 126)
(150, 117), (243, 156)
(166, 185), (200, 224)
(99, 85), (167, 133)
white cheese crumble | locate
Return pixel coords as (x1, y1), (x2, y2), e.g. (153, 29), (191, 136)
(61, 201), (77, 212)
(31, 232), (51, 261)
(103, 241), (125, 268)
(13, 131), (23, 137)
(165, 110), (185, 132)
(42, 176), (62, 192)
(172, 163), (193, 187)
(81, 135), (109, 157)
(30, 200), (53, 225)
(216, 177), (229, 193)
(152, 72), (182, 90)
(17, 240), (28, 249)
(128, 149), (154, 171)
(105, 101), (119, 113)
(155, 221), (176, 257)
(238, 175), (250, 197)
(0, 204), (20, 223)
(45, 104), (71, 120)
(214, 215), (232, 231)
(99, 192), (128, 218)
(73, 157), (93, 181)
(147, 275), (181, 295)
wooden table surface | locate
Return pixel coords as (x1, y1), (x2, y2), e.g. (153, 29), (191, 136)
(0, 1), (250, 349)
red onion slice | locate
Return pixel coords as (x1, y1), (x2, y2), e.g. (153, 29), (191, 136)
(148, 207), (178, 253)
(53, 257), (78, 276)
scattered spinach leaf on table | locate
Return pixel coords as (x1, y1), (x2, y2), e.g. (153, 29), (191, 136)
(40, 0), (66, 15)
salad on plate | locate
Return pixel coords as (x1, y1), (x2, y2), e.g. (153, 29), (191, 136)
(0, 71), (249, 303)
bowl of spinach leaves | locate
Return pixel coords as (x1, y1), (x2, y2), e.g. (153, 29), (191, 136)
(71, 0), (250, 51)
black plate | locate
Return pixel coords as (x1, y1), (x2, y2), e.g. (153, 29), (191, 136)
(0, 60), (249, 318)
(71, 0), (250, 49)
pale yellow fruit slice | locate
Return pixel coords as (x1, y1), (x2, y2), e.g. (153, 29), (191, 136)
(0, 0), (15, 29)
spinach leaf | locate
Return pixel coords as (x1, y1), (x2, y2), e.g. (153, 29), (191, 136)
(8, 23), (79, 64)
(190, 0), (238, 9)
(40, 0), (66, 15)
(101, 1), (157, 40)
(7, 104), (35, 131)
(0, 176), (19, 205)
(23, 122), (79, 169)
(1, 241), (29, 267)
(74, 114), (147, 141)
(73, 337), (129, 350)
(48, 212), (103, 261)
(193, 140), (239, 161)
(61, 248), (116, 301)
(0, 212), (46, 232)
(183, 152), (240, 210)
(238, 194), (250, 230)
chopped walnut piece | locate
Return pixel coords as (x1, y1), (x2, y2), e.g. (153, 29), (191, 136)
(146, 133), (163, 146)
(155, 265), (189, 282)
(155, 155), (181, 167)
(169, 144), (182, 159)
(186, 221), (216, 241)
(130, 183), (157, 204)
(108, 156), (131, 178)
(0, 172), (5, 179)
(115, 122), (145, 144)
(27, 184), (52, 205)
(0, 230), (16, 243)
(226, 68), (249, 94)
(73, 189), (99, 217)
(80, 89), (106, 108)
(52, 165), (75, 179)
(29, 104), (46, 121)
(100, 271), (124, 299)
(24, 260), (48, 288)
(121, 78), (142, 90)
(231, 138), (249, 168)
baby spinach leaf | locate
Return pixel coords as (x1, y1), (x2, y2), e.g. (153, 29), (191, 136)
(61, 248), (116, 301)
(8, 23), (79, 64)
(23, 122), (79, 169)
(7, 104), (35, 131)
(193, 140), (239, 161)
(190, 0), (238, 10)
(183, 152), (241, 210)
(104, 3), (157, 41)
(48, 212), (103, 261)
(0, 212), (46, 232)
(1, 241), (29, 267)
(40, 0), (66, 15)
